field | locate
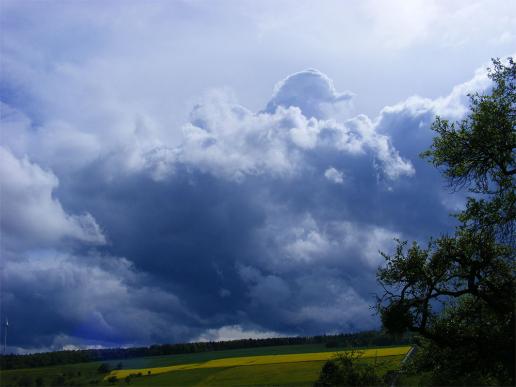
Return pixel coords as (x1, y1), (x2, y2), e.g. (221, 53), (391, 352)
(107, 346), (410, 379)
(0, 345), (410, 387)
(124, 357), (405, 387)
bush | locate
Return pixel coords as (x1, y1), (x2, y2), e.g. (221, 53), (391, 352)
(107, 376), (118, 384)
(49, 375), (65, 387)
(314, 350), (382, 386)
(17, 376), (33, 387)
(411, 337), (511, 386)
(97, 363), (111, 373)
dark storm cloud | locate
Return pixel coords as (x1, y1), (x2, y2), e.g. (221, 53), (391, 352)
(0, 63), (493, 351)
(2, 251), (201, 351)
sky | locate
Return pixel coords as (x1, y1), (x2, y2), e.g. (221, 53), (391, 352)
(0, 0), (515, 353)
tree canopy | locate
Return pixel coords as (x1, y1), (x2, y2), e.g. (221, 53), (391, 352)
(376, 58), (515, 386)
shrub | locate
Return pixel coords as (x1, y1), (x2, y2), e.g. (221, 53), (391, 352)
(17, 376), (33, 387)
(97, 363), (111, 373)
(314, 350), (382, 386)
(50, 375), (65, 387)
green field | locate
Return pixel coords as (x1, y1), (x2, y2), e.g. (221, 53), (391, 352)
(120, 356), (405, 387)
(0, 345), (409, 387)
(125, 361), (327, 387)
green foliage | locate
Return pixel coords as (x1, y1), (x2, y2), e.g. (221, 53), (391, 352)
(17, 375), (34, 387)
(313, 351), (383, 387)
(421, 57), (515, 240)
(377, 57), (515, 386)
(97, 363), (111, 374)
(49, 375), (65, 387)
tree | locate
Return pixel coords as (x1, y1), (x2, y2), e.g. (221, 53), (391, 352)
(97, 362), (111, 373)
(49, 375), (65, 387)
(376, 58), (515, 385)
(17, 375), (34, 387)
(314, 350), (382, 387)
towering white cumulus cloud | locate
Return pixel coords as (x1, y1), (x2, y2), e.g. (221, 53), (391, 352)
(265, 69), (354, 119)
(143, 70), (414, 182)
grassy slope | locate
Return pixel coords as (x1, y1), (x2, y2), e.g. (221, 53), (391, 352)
(128, 356), (405, 386)
(109, 347), (411, 379)
(117, 344), (334, 369)
(0, 345), (330, 386)
(0, 345), (407, 387)
(108, 343), (408, 369)
(0, 361), (104, 386)
(128, 361), (326, 387)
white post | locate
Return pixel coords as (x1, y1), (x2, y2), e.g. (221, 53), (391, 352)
(3, 318), (7, 355)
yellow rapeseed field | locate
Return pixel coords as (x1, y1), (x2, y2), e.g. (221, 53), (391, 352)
(106, 346), (411, 380)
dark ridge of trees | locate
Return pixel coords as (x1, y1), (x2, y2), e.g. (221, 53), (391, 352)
(0, 330), (411, 370)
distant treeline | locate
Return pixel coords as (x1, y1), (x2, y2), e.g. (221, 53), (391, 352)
(0, 330), (411, 370)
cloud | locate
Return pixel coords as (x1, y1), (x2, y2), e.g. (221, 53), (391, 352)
(255, 213), (399, 270)
(0, 147), (105, 251)
(292, 287), (371, 327)
(363, 0), (516, 50)
(265, 69), (353, 119)
(196, 324), (283, 342)
(0, 36), (502, 351)
(2, 251), (199, 349)
(140, 72), (413, 182)
(0, 0), (513, 353)
(324, 167), (344, 184)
